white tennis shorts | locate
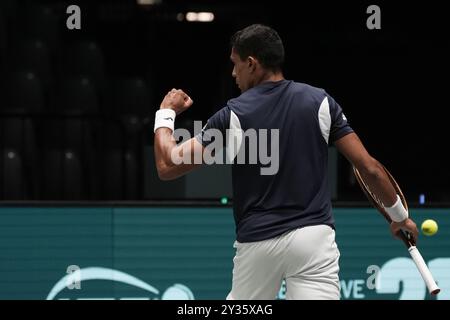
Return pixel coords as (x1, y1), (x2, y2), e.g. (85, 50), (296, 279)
(227, 224), (340, 300)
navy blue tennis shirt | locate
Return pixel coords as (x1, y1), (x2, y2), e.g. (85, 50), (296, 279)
(196, 79), (353, 242)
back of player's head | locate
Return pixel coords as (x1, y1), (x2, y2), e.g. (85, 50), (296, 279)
(231, 24), (285, 72)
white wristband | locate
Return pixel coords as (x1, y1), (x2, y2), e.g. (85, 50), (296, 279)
(384, 194), (408, 222)
(154, 109), (176, 133)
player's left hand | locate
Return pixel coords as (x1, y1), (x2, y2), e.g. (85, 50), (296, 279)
(390, 218), (419, 244)
(160, 88), (193, 115)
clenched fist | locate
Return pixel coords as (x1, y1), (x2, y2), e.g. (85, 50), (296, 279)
(160, 88), (193, 115)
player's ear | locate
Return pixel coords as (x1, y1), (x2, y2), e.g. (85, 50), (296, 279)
(248, 56), (257, 72)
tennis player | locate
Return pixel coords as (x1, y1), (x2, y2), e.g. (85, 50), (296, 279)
(154, 24), (419, 299)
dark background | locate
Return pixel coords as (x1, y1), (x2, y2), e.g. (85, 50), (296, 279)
(0, 0), (449, 202)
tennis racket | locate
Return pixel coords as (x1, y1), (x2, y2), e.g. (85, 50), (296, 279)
(353, 165), (440, 295)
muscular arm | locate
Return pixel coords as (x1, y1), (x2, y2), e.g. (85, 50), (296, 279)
(154, 88), (204, 181)
(334, 132), (397, 206)
(154, 130), (204, 180)
(335, 132), (418, 240)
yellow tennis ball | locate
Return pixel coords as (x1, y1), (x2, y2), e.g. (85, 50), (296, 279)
(421, 219), (438, 236)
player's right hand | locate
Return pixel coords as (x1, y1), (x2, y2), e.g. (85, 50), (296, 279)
(160, 88), (193, 115)
(390, 218), (419, 244)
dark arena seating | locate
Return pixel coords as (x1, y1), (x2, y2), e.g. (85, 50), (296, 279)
(0, 1), (449, 304)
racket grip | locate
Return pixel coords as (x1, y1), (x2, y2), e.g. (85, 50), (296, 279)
(408, 246), (440, 295)
(399, 230), (415, 247)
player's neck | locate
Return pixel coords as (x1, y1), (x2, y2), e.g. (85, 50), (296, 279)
(258, 71), (284, 85)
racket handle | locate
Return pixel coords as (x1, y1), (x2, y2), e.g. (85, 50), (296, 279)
(408, 246), (440, 295)
(398, 229), (415, 247)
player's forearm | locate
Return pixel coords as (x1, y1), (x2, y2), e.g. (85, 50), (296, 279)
(154, 128), (178, 180)
(335, 133), (398, 206)
(154, 129), (200, 180)
(358, 158), (397, 207)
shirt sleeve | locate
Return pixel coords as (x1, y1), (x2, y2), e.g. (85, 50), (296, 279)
(327, 93), (353, 143)
(195, 106), (231, 147)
